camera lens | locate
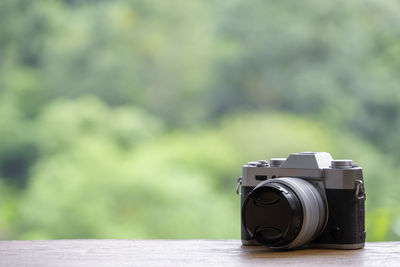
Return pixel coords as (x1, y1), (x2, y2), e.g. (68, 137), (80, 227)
(242, 178), (327, 250)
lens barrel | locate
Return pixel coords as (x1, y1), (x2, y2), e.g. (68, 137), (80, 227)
(242, 178), (328, 250)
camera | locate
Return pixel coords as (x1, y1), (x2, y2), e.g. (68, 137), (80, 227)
(237, 152), (365, 250)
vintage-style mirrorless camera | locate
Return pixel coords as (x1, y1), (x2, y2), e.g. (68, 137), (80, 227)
(237, 152), (365, 250)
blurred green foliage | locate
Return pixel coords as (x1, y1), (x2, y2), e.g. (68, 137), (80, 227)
(1, 0), (400, 241)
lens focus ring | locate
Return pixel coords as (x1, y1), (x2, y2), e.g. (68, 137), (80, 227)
(269, 178), (327, 249)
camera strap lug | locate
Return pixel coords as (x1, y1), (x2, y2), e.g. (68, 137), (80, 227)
(236, 176), (242, 196)
(355, 179), (365, 200)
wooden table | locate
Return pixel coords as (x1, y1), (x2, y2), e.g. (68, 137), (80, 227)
(0, 240), (398, 266)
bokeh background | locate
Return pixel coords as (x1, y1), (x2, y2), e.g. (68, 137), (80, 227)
(0, 0), (400, 241)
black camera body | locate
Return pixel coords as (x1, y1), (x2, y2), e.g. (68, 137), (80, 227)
(238, 152), (365, 250)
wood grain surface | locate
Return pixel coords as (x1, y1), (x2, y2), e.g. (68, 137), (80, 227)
(0, 240), (398, 266)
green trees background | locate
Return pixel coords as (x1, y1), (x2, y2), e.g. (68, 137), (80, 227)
(1, 0), (400, 240)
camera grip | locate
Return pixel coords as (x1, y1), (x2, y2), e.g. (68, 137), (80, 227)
(313, 189), (365, 245)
